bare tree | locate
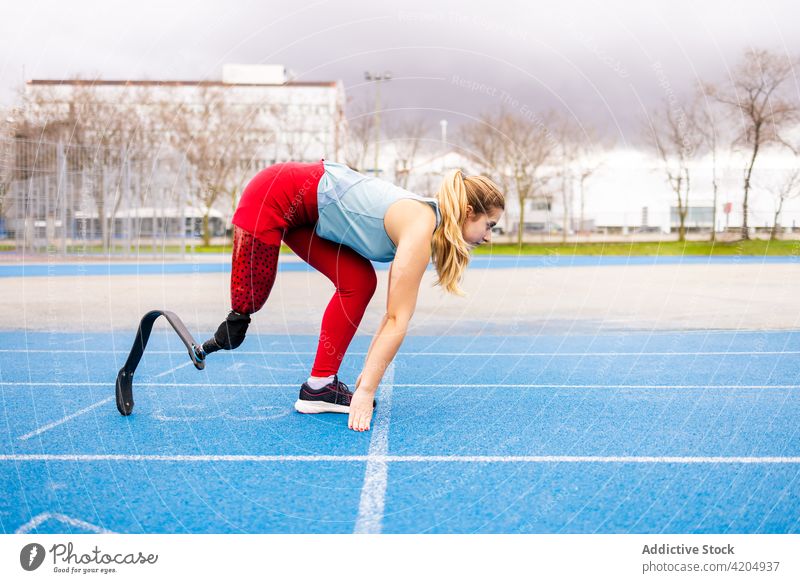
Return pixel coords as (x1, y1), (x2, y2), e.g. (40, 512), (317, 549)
(163, 86), (259, 246)
(552, 118), (609, 241)
(693, 90), (729, 242)
(759, 157), (800, 240)
(387, 116), (429, 189)
(16, 79), (159, 250)
(644, 97), (703, 242)
(343, 97), (374, 172)
(269, 101), (321, 163)
(553, 116), (577, 243)
(575, 131), (606, 235)
(460, 107), (558, 246)
(707, 49), (800, 240)
(0, 110), (14, 231)
(457, 112), (512, 235)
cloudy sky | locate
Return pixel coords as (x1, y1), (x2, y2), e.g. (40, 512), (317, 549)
(3, 0), (800, 142)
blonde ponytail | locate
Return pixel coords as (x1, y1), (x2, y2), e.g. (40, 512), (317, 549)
(432, 170), (472, 296)
(431, 170), (505, 296)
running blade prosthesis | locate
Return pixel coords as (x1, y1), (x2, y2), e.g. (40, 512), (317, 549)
(115, 310), (206, 416)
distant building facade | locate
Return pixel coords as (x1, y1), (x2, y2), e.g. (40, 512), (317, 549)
(23, 64), (346, 166)
(6, 65), (347, 247)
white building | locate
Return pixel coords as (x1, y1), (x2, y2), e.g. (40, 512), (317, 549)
(8, 65), (348, 247)
(23, 64), (347, 165)
(392, 142), (800, 238)
(583, 147), (800, 236)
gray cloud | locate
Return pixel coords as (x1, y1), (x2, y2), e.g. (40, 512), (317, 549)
(3, 0), (799, 138)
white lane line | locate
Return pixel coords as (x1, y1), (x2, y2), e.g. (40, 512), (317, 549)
(63, 338), (92, 346)
(2, 349), (800, 356)
(354, 363), (394, 534)
(17, 397), (114, 441)
(15, 512), (116, 534)
(2, 454), (799, 464)
(3, 382), (800, 389)
(152, 361), (193, 378)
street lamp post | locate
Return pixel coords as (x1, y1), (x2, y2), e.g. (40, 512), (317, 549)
(364, 71), (391, 177)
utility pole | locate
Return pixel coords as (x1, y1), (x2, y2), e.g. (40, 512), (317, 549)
(364, 71), (391, 177)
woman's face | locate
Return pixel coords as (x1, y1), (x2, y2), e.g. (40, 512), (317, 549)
(462, 205), (503, 249)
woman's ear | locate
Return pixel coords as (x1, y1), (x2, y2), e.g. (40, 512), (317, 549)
(465, 204), (474, 219)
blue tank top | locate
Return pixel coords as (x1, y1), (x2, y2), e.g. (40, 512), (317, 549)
(314, 161), (441, 262)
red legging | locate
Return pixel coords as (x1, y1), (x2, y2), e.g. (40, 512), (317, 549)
(229, 162), (377, 377)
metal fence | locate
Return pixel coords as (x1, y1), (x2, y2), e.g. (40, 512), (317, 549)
(0, 138), (228, 256)
(3, 137), (799, 256)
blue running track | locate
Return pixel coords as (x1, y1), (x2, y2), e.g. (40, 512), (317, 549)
(1, 329), (798, 533)
(2, 254), (798, 278)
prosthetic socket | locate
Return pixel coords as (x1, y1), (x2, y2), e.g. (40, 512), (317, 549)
(201, 310), (251, 355)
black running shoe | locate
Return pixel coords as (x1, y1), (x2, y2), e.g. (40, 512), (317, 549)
(294, 375), (376, 414)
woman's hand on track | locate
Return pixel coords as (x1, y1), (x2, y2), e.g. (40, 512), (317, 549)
(348, 388), (374, 431)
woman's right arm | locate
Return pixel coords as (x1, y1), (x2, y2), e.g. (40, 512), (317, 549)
(356, 262), (396, 389)
(357, 226), (433, 385)
(356, 311), (388, 389)
(349, 214), (435, 431)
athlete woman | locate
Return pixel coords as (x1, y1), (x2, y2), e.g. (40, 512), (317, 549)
(199, 159), (504, 431)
